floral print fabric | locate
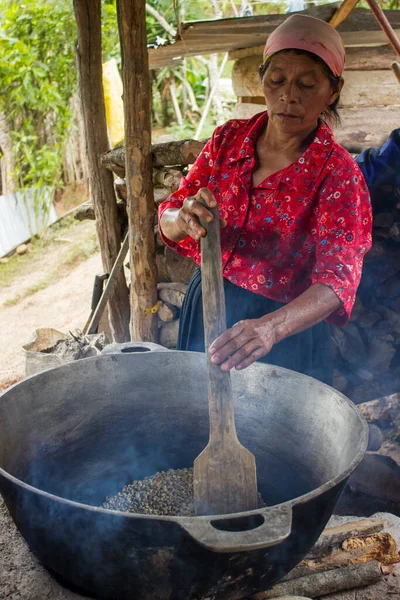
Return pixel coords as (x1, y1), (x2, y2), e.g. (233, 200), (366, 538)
(158, 111), (372, 326)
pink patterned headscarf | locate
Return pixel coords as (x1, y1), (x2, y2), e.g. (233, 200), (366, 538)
(263, 14), (345, 77)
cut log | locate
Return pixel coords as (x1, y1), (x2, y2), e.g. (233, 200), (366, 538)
(101, 139), (207, 176)
(73, 0), (130, 343)
(153, 168), (183, 192)
(74, 202), (96, 221)
(307, 518), (386, 559)
(254, 561), (383, 599)
(283, 532), (399, 581)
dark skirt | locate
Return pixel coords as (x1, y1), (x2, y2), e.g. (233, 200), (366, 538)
(178, 269), (333, 385)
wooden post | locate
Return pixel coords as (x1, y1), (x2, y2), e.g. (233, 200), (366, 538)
(73, 0), (130, 342)
(116, 0), (158, 342)
(329, 0), (360, 29)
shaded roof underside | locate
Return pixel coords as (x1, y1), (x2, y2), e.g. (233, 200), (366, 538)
(148, 5), (400, 69)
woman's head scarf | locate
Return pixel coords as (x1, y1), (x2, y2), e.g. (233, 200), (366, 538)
(263, 14), (345, 77)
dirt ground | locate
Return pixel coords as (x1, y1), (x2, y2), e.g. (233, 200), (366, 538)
(0, 217), (102, 387)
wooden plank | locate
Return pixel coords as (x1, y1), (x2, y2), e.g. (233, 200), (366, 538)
(117, 0), (158, 342)
(73, 0), (130, 343)
(229, 43), (397, 68)
(345, 45), (397, 69)
(330, 0), (360, 30)
(340, 70), (400, 107)
(149, 8), (400, 69)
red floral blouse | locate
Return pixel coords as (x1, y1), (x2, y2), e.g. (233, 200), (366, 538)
(158, 111), (372, 326)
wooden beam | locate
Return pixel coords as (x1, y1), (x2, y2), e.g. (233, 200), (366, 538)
(116, 0), (158, 342)
(73, 0), (130, 343)
(330, 0), (360, 30)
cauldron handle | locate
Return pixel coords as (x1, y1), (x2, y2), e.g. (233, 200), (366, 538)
(179, 504), (292, 553)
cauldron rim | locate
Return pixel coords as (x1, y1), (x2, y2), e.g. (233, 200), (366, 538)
(0, 353), (368, 524)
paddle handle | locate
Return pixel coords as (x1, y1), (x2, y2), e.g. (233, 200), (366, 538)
(200, 206), (238, 444)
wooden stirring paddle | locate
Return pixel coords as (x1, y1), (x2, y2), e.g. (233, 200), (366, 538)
(193, 204), (258, 516)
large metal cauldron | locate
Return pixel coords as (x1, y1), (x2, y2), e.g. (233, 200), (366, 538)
(0, 348), (367, 600)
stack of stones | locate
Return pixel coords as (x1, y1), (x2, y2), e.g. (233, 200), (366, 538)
(333, 184), (400, 403)
(93, 139), (400, 403)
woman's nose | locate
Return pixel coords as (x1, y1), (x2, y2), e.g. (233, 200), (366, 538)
(280, 82), (298, 103)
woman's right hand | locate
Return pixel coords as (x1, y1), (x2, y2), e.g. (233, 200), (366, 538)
(160, 188), (226, 243)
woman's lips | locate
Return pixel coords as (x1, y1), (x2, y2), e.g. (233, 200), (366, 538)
(277, 113), (299, 119)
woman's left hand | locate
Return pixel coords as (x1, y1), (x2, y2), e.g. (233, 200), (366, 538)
(208, 317), (278, 371)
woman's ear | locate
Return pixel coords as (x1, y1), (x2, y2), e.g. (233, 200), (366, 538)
(328, 77), (344, 106)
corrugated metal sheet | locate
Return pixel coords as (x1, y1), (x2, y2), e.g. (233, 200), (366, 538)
(148, 6), (400, 69)
(0, 189), (57, 257)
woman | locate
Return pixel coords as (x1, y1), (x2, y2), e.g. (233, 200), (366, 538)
(159, 14), (372, 385)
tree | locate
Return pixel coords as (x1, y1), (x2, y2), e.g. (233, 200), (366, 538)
(0, 0), (76, 201)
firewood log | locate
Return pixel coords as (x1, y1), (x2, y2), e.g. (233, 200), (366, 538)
(254, 561), (383, 599)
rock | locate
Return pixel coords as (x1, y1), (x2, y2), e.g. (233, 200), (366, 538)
(158, 282), (188, 308)
(366, 338), (396, 372)
(159, 319), (179, 349)
(376, 273), (400, 298)
(154, 187), (170, 205)
(333, 370), (348, 393)
(379, 441), (400, 468)
(348, 452), (400, 503)
(358, 393), (400, 429)
(373, 212), (394, 228)
(355, 368), (374, 382)
(367, 423), (383, 451)
(157, 302), (178, 323)
(164, 247), (197, 284)
(353, 310), (380, 328)
(389, 221), (400, 241)
(332, 324), (365, 364)
(349, 296), (364, 321)
(0, 257), (9, 264)
(377, 305), (400, 334)
(16, 243), (29, 255)
(349, 383), (379, 405)
(386, 296), (400, 314)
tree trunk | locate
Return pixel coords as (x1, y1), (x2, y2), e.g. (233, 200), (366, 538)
(0, 111), (17, 195)
(116, 0), (158, 342)
(73, 0), (130, 342)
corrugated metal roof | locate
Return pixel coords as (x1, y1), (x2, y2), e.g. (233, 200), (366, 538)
(148, 6), (400, 69)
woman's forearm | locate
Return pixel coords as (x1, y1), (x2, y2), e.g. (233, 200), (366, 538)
(269, 283), (341, 344)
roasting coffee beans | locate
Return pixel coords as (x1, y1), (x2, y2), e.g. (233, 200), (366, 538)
(103, 468), (195, 516)
(103, 467), (265, 516)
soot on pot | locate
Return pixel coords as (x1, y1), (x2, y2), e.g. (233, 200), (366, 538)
(103, 467), (266, 516)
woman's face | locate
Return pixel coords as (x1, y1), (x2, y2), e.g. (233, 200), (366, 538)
(261, 50), (343, 135)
